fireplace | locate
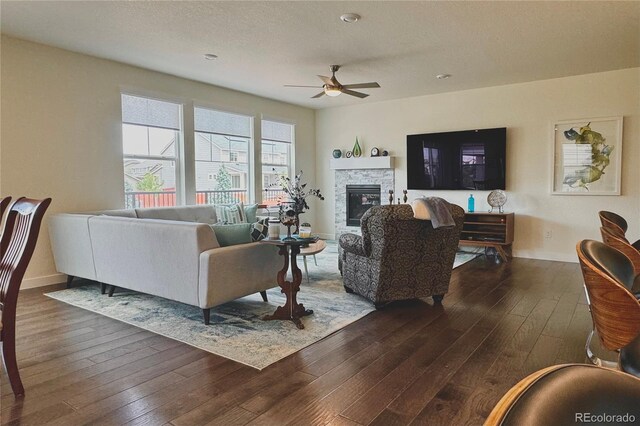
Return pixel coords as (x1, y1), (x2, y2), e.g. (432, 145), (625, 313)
(346, 185), (381, 227)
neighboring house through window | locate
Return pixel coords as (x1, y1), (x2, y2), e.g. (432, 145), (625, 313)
(194, 107), (252, 205)
(262, 119), (294, 206)
(121, 94), (182, 208)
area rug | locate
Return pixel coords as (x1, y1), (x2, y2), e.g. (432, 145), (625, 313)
(45, 242), (478, 370)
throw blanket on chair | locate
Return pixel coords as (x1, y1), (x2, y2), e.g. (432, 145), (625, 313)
(411, 197), (455, 228)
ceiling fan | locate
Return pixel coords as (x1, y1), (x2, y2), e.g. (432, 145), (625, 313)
(285, 65), (380, 99)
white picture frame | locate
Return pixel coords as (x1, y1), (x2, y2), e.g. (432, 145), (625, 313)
(551, 116), (623, 195)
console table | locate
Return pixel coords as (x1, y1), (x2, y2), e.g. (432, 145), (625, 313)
(459, 212), (514, 262)
(260, 238), (315, 329)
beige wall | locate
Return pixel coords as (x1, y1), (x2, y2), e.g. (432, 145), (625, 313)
(0, 35), (316, 287)
(316, 68), (640, 262)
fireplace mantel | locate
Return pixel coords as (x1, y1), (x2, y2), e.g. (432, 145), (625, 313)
(330, 156), (394, 170)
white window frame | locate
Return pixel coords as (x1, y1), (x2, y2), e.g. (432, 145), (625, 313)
(121, 93), (185, 207)
(260, 118), (295, 199)
(193, 106), (254, 203)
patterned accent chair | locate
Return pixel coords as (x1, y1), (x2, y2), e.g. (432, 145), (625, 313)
(338, 203), (464, 308)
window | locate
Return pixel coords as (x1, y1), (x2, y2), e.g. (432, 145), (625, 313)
(121, 94), (182, 208)
(262, 120), (293, 205)
(194, 107), (252, 205)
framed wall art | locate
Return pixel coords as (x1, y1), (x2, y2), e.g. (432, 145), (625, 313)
(551, 116), (623, 195)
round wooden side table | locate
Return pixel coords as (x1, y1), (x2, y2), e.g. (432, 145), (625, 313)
(298, 240), (327, 283)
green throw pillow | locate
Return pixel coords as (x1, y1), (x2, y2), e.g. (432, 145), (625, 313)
(243, 203), (259, 224)
(210, 223), (252, 247)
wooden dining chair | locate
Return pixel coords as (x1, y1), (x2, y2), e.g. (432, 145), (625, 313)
(0, 197), (51, 397)
(485, 364), (640, 426)
(577, 240), (640, 377)
(599, 210), (640, 249)
(599, 210), (628, 235)
(0, 197), (11, 218)
(0, 197), (11, 255)
(601, 226), (640, 277)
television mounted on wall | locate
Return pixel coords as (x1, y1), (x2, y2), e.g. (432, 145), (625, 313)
(406, 127), (506, 190)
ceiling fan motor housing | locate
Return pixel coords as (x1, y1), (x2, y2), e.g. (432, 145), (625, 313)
(285, 64), (379, 99)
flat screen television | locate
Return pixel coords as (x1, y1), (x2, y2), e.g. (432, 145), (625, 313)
(407, 127), (506, 190)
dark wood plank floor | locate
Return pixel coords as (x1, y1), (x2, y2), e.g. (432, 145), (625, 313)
(1, 256), (592, 425)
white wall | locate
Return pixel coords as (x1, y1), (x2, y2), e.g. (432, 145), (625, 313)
(0, 35), (316, 287)
(315, 68), (640, 262)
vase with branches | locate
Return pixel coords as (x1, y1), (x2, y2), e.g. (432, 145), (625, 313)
(269, 169), (324, 235)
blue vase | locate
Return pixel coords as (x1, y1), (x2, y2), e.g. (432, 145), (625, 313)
(468, 194), (475, 213)
(332, 149), (342, 158)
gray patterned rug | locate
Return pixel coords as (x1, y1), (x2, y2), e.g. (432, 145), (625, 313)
(46, 242), (478, 370)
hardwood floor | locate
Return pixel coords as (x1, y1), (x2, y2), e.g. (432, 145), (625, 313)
(1, 256), (591, 425)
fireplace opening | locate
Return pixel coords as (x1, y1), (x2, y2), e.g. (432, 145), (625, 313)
(346, 185), (381, 227)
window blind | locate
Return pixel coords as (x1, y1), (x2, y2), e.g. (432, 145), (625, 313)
(262, 120), (293, 143)
(195, 107), (251, 138)
(121, 94), (181, 130)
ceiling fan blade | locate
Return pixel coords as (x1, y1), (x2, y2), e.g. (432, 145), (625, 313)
(284, 85), (323, 88)
(341, 89), (369, 98)
(342, 82), (380, 89)
(311, 91), (326, 99)
(317, 75), (333, 85)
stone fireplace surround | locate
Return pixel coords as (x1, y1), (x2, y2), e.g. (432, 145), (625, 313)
(334, 167), (395, 239)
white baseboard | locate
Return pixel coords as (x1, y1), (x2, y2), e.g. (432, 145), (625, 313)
(512, 250), (577, 263)
(21, 273), (66, 290)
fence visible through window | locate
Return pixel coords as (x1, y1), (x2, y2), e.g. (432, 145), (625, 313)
(125, 190), (250, 208)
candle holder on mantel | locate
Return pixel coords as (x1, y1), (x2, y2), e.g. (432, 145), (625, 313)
(389, 190), (394, 205)
(403, 190), (408, 203)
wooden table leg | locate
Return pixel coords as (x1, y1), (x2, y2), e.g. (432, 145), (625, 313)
(495, 245), (512, 262)
(303, 255), (309, 283)
(263, 245), (313, 329)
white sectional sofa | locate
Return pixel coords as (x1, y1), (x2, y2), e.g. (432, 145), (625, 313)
(48, 205), (282, 324)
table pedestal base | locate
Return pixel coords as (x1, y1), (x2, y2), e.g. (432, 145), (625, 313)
(263, 244), (314, 329)
(263, 304), (313, 330)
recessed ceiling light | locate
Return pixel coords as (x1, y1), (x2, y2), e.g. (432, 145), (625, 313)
(436, 74), (452, 80)
(204, 53), (218, 60)
(340, 13), (361, 23)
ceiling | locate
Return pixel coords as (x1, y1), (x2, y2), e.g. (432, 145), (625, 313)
(1, 1), (639, 109)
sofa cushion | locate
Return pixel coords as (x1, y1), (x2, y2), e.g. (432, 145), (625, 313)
(210, 223), (252, 247)
(251, 218), (269, 242)
(136, 205), (217, 223)
(215, 203), (246, 224)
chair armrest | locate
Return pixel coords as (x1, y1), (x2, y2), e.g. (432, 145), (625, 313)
(339, 233), (367, 257)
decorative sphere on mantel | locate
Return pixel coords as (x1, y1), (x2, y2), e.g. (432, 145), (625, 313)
(332, 149), (342, 159)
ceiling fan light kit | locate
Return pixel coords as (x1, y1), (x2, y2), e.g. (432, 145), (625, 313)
(286, 65), (380, 99)
(324, 86), (342, 97)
